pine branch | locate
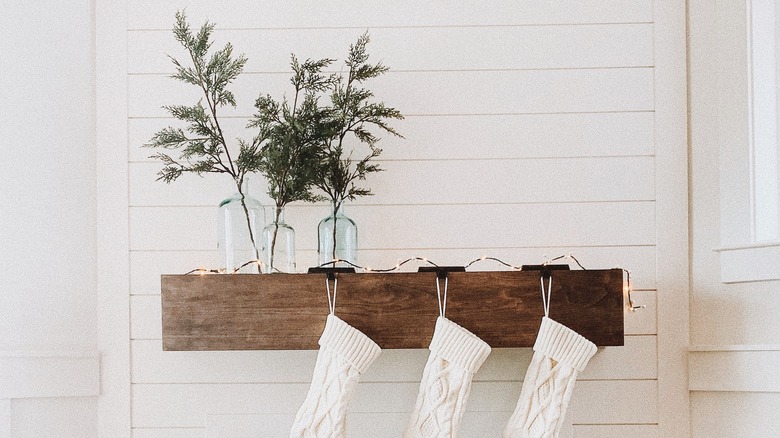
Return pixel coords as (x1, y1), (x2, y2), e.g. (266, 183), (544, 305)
(145, 11), (260, 189)
(252, 54), (333, 210)
(145, 12), (265, 265)
(314, 32), (403, 207)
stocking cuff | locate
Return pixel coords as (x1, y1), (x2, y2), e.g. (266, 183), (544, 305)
(533, 317), (597, 372)
(429, 317), (492, 374)
(319, 314), (381, 374)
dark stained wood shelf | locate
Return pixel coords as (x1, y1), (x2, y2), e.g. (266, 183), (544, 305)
(161, 269), (624, 351)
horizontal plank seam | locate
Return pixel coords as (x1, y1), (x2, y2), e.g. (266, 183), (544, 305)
(139, 284), (647, 290)
(128, 424), (659, 431)
(128, 155), (657, 164)
(0, 351), (99, 359)
(128, 423), (659, 428)
(689, 345), (780, 352)
(572, 422), (658, 426)
(127, 22), (655, 32)
(131, 288), (657, 294)
(131, 426), (203, 430)
(130, 334), (657, 341)
(128, 66), (656, 76)
(128, 110), (657, 120)
(129, 245), (658, 252)
(129, 66), (655, 74)
(129, 200), (657, 208)
(130, 110), (656, 120)
(689, 389), (780, 394)
(134, 245), (657, 251)
(130, 378), (657, 385)
(129, 201), (657, 209)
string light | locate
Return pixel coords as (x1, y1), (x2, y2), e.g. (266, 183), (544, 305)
(185, 267), (222, 275)
(185, 259), (267, 275)
(316, 256), (439, 273)
(183, 253), (643, 312)
(623, 268), (645, 312)
(464, 256), (522, 270)
(543, 253), (587, 270)
(188, 253), (592, 275)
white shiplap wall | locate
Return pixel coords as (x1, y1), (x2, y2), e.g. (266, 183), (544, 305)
(688, 0), (780, 435)
(123, 1), (664, 436)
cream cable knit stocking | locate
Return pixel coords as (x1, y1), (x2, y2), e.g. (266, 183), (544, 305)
(289, 314), (381, 438)
(503, 317), (597, 438)
(403, 316), (492, 438)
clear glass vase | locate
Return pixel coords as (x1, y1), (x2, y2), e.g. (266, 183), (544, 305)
(218, 186), (265, 273)
(318, 203), (358, 267)
(263, 206), (296, 273)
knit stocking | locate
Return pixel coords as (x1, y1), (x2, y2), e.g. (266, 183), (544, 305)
(403, 316), (492, 438)
(503, 317), (597, 438)
(289, 314), (381, 438)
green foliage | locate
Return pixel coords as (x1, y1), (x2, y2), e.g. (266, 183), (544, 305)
(144, 11), (261, 192)
(315, 32), (404, 212)
(145, 17), (402, 237)
(249, 56), (337, 211)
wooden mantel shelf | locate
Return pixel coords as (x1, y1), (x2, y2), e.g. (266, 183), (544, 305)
(161, 269), (624, 351)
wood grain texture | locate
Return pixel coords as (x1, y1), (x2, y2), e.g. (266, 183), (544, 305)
(130, 247), (658, 295)
(161, 269), (623, 350)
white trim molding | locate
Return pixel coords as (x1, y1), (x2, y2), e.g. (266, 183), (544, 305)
(690, 345), (780, 392)
(746, 0), (780, 243)
(96, 0), (131, 435)
(654, 0), (691, 436)
(715, 240), (780, 282)
(714, 0), (780, 283)
(1, 399), (9, 438)
(0, 351), (99, 399)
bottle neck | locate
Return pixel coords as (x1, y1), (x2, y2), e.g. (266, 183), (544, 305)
(234, 178), (250, 195)
(331, 201), (346, 218)
(273, 206), (286, 224)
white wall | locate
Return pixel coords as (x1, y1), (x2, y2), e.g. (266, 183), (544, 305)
(0, 1), (694, 437)
(111, 1), (684, 437)
(0, 1), (99, 437)
(688, 0), (780, 436)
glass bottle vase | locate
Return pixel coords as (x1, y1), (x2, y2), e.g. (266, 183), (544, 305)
(263, 206), (296, 273)
(318, 203), (358, 267)
(218, 188), (265, 273)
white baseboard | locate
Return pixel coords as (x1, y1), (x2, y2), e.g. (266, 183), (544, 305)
(689, 346), (780, 392)
(1, 399), (9, 438)
(0, 351), (99, 399)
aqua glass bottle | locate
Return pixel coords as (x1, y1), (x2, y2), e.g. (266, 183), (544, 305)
(317, 203), (358, 268)
(263, 206), (296, 273)
(217, 184), (265, 273)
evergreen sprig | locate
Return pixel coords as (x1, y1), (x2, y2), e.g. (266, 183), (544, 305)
(249, 55), (337, 268)
(315, 32), (404, 261)
(144, 11), (264, 268)
(250, 56), (337, 210)
(316, 32), (404, 211)
(144, 11), (262, 190)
